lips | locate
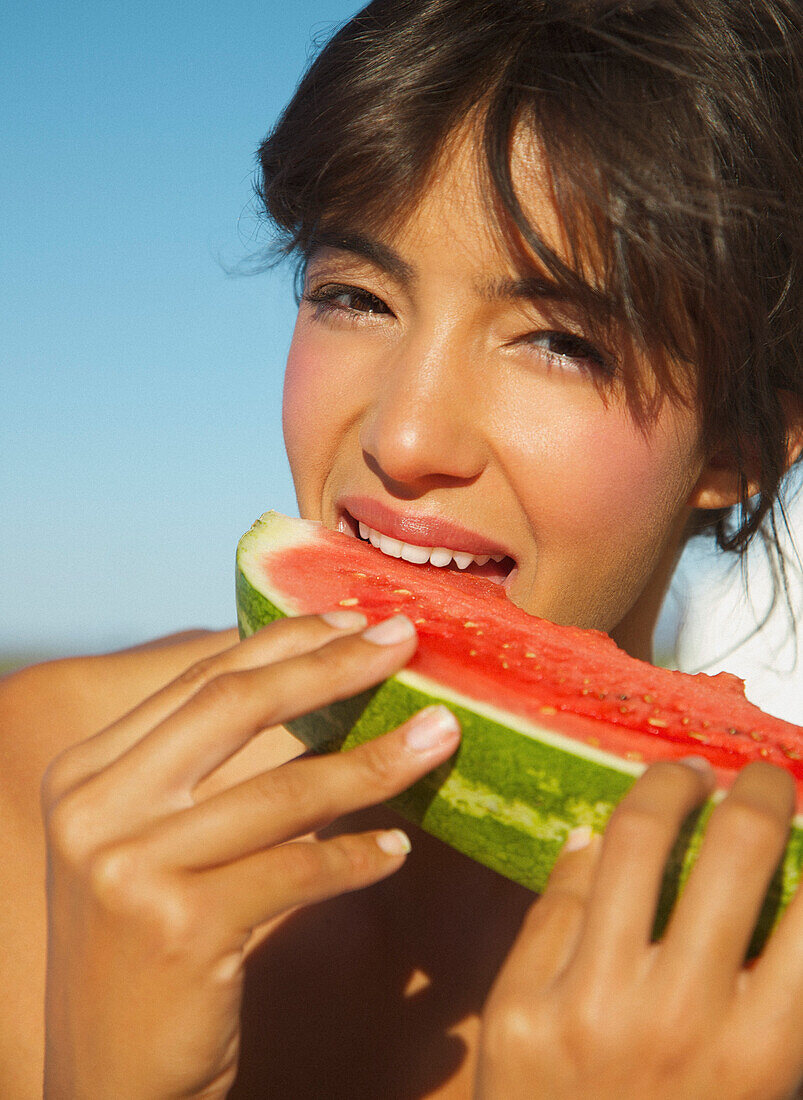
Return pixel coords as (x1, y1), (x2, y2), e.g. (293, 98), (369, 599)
(337, 496), (517, 586)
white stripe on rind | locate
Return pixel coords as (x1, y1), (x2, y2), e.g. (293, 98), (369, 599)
(397, 667), (645, 775)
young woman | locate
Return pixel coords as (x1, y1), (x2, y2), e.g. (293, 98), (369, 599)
(2, 1), (802, 1096)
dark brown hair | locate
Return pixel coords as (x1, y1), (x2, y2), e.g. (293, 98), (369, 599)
(256, 0), (802, 569)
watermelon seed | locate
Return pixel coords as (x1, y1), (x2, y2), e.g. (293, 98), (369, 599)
(749, 730), (766, 742)
(759, 748), (771, 758)
(781, 745), (802, 760)
(643, 694), (654, 704)
(469, 649), (478, 656)
(393, 589), (412, 596)
(681, 717), (690, 725)
(339, 597), (360, 607)
(688, 731), (710, 743)
(525, 652), (537, 658)
(415, 618), (426, 625)
(619, 705), (630, 714)
(502, 642), (511, 649)
(727, 727), (738, 736)
(540, 705), (557, 716)
(625, 751), (644, 762)
(618, 693), (629, 701)
(648, 717), (668, 728)
(502, 661), (509, 669)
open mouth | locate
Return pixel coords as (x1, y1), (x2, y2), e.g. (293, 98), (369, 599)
(339, 509), (518, 587)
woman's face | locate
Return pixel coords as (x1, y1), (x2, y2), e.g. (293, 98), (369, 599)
(282, 131), (708, 650)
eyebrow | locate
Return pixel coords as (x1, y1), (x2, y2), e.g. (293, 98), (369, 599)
(307, 229), (415, 286)
(475, 275), (572, 304)
(307, 228), (574, 305)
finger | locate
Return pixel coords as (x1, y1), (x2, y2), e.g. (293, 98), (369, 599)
(743, 860), (803, 1043)
(83, 614), (419, 820)
(572, 758), (715, 976)
(495, 828), (603, 994)
(659, 762), (795, 991)
(49, 612), (368, 795)
(199, 828), (414, 937)
(145, 705), (460, 868)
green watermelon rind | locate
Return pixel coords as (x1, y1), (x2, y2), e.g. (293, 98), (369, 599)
(236, 529), (803, 957)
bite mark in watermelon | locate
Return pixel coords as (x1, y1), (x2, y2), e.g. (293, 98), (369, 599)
(236, 511), (803, 954)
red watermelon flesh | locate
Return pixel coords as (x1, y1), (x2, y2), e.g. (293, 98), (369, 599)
(256, 520), (803, 807)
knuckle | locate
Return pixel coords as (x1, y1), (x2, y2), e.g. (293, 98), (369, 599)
(301, 642), (346, 679)
(531, 885), (588, 928)
(87, 846), (201, 954)
(355, 739), (399, 790)
(333, 836), (379, 881)
(174, 655), (220, 693)
(282, 836), (377, 896)
(484, 994), (545, 1058)
(710, 797), (788, 854)
(558, 989), (635, 1068)
(653, 981), (707, 1046)
(250, 763), (323, 820)
(45, 789), (101, 868)
(301, 634), (366, 685)
(278, 841), (329, 895)
(604, 803), (667, 849)
(194, 669), (248, 713)
(87, 842), (148, 909)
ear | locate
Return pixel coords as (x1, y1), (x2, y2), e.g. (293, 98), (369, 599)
(687, 390), (803, 511)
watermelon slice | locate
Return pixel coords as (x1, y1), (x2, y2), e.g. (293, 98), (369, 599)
(236, 511), (803, 953)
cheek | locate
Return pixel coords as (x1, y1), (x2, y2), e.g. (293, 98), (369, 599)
(282, 324), (354, 475)
(514, 401), (700, 542)
(281, 334), (319, 465)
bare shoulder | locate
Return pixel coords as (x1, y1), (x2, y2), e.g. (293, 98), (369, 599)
(0, 628), (237, 800)
(0, 627), (237, 1098)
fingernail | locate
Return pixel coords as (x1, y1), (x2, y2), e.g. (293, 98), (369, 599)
(321, 609), (368, 629)
(564, 825), (594, 852)
(362, 614), (417, 645)
(679, 754), (715, 778)
(376, 829), (411, 856)
(404, 705), (460, 752)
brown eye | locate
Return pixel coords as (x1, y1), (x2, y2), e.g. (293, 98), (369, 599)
(524, 330), (612, 375)
(304, 284), (392, 317)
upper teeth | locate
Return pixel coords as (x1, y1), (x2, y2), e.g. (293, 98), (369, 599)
(357, 521), (505, 570)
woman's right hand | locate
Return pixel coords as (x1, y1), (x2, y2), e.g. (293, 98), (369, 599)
(40, 610), (460, 1100)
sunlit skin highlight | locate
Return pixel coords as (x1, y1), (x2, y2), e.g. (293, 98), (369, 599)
(283, 129), (714, 658)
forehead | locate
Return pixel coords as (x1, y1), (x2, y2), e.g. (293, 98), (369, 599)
(389, 123), (569, 270)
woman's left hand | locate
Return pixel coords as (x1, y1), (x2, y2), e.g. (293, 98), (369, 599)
(474, 758), (803, 1100)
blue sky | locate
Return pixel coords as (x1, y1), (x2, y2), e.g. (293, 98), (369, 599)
(3, 1), (802, 721)
(3, 0), (361, 652)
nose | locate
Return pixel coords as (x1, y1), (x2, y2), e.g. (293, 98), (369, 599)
(359, 328), (488, 494)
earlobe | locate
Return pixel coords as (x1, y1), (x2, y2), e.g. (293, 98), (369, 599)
(687, 390), (803, 512)
(686, 460), (759, 512)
